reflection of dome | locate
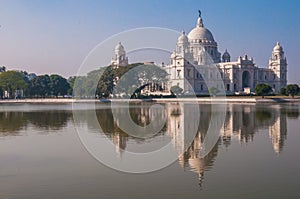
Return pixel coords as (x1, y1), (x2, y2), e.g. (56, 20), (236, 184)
(273, 42), (283, 51)
(178, 31), (189, 44)
(188, 17), (215, 42)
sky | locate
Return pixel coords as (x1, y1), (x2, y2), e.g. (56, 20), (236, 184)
(0, 0), (299, 84)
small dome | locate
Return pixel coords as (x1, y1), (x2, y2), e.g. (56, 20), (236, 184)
(222, 49), (231, 62)
(273, 42), (283, 51)
(222, 49), (230, 58)
(177, 31), (189, 44)
(115, 42), (125, 54)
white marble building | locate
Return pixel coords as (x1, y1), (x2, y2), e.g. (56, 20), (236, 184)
(111, 11), (287, 94)
(165, 11), (287, 94)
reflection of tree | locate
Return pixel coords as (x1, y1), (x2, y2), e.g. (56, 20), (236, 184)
(0, 111), (72, 136)
(281, 104), (300, 119)
(25, 111), (71, 131)
(0, 112), (27, 135)
(96, 104), (167, 154)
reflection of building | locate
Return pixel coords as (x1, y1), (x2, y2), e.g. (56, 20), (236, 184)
(112, 132), (127, 156)
(164, 103), (290, 186)
(102, 103), (293, 184)
(269, 105), (287, 154)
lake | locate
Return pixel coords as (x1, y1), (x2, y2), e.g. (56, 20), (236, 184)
(0, 102), (299, 199)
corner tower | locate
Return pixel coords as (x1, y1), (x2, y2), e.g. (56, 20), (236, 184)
(268, 42), (287, 91)
(111, 42), (128, 68)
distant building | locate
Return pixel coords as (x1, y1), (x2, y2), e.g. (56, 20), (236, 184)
(111, 42), (128, 68)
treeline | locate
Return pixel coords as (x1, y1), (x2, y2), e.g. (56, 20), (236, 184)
(0, 63), (168, 99)
(72, 63), (168, 98)
(0, 69), (71, 99)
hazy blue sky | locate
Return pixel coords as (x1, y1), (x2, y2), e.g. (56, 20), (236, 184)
(0, 0), (299, 83)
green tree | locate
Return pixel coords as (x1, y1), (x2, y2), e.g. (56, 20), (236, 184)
(286, 84), (300, 98)
(255, 84), (272, 98)
(0, 86), (3, 99)
(170, 85), (183, 96)
(0, 71), (27, 98)
(209, 87), (220, 97)
(96, 66), (115, 98)
(50, 74), (71, 97)
(67, 76), (77, 95)
(114, 63), (168, 98)
(279, 87), (288, 96)
(28, 75), (51, 97)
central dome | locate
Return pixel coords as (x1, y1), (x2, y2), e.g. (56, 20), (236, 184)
(188, 27), (214, 41)
(188, 17), (215, 42)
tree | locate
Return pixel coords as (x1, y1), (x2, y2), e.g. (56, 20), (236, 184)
(286, 84), (300, 98)
(114, 63), (168, 98)
(170, 85), (183, 96)
(0, 71), (27, 98)
(67, 76), (76, 95)
(96, 66), (115, 98)
(50, 74), (71, 97)
(279, 87), (288, 96)
(28, 75), (51, 97)
(0, 86), (3, 99)
(209, 87), (220, 97)
(255, 84), (272, 98)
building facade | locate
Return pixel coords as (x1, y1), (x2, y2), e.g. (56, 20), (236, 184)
(165, 12), (287, 94)
(111, 11), (288, 94)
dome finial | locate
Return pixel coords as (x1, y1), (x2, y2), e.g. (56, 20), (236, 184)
(197, 10), (203, 27)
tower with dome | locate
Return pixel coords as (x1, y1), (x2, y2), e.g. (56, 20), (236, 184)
(111, 42), (128, 68)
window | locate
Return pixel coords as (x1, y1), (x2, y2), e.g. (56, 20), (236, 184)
(273, 74), (276, 80)
(227, 84), (230, 91)
(187, 69), (191, 77)
(234, 84), (237, 90)
(265, 75), (267, 80)
(177, 70), (181, 77)
(201, 84), (203, 90)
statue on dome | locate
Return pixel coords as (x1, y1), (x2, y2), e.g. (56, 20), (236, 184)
(198, 10), (201, 17)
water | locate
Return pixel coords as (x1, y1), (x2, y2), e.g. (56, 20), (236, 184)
(0, 102), (299, 198)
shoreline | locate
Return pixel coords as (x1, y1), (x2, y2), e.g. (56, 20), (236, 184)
(0, 97), (300, 104)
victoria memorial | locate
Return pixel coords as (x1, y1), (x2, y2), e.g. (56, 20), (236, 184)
(111, 11), (287, 95)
